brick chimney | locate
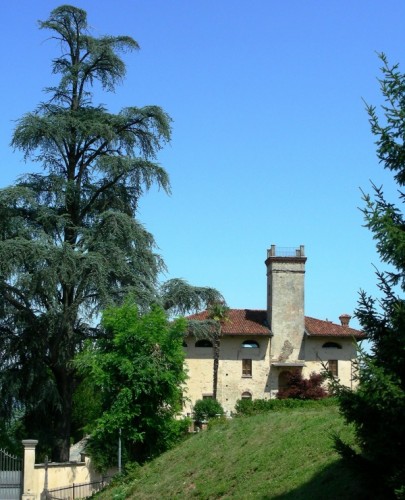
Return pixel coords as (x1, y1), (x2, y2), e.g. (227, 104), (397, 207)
(339, 313), (351, 327)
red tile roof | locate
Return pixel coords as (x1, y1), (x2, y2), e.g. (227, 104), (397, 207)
(187, 309), (364, 338)
(305, 316), (364, 338)
(187, 309), (270, 336)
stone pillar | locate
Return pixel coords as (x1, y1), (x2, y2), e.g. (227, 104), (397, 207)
(265, 245), (307, 362)
(22, 439), (38, 500)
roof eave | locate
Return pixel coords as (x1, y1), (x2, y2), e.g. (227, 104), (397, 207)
(305, 330), (365, 340)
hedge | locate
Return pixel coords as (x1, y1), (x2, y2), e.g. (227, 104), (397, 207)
(234, 397), (338, 416)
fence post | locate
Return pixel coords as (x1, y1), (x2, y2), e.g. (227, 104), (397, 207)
(42, 456), (49, 500)
(21, 439), (38, 500)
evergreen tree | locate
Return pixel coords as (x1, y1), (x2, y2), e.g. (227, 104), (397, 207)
(336, 54), (405, 497)
(0, 5), (172, 461)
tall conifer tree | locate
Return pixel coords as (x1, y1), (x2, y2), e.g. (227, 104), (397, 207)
(336, 54), (405, 497)
(0, 5), (172, 461)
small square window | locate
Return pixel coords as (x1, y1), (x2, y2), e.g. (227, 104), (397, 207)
(242, 359), (252, 377)
(328, 360), (338, 377)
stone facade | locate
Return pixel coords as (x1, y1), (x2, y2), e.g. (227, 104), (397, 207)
(266, 245), (306, 364)
(185, 336), (272, 413)
(183, 245), (362, 416)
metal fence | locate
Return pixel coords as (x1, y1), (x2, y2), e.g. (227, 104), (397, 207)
(267, 245), (305, 258)
(0, 448), (22, 500)
(45, 476), (113, 500)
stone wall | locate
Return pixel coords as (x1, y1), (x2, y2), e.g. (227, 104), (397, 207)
(302, 336), (358, 389)
(183, 335), (357, 415)
(184, 336), (271, 415)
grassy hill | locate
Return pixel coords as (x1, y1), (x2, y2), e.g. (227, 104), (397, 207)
(96, 405), (382, 499)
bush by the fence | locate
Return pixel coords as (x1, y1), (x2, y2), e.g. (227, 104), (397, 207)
(234, 397), (338, 416)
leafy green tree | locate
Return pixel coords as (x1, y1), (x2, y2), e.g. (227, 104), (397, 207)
(74, 301), (187, 470)
(0, 5), (172, 461)
(335, 53), (405, 497)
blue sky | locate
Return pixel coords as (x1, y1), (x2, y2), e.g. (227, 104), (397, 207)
(1, 1), (404, 330)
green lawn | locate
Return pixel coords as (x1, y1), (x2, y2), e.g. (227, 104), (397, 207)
(96, 405), (381, 499)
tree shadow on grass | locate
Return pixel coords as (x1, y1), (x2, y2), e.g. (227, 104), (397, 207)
(263, 458), (393, 500)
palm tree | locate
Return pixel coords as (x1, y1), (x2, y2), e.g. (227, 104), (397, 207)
(160, 279), (224, 316)
(160, 281), (228, 400)
(208, 302), (230, 400)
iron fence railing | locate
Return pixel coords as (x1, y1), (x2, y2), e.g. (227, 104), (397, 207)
(45, 476), (113, 499)
(267, 245), (305, 258)
(0, 448), (22, 500)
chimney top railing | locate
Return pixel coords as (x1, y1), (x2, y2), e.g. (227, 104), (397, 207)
(267, 245), (305, 258)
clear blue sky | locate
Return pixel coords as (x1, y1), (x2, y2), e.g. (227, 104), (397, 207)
(1, 1), (404, 330)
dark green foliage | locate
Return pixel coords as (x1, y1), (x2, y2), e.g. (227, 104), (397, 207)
(277, 369), (328, 400)
(0, 415), (25, 456)
(74, 302), (188, 470)
(71, 377), (104, 444)
(0, 5), (171, 461)
(235, 397), (337, 416)
(160, 279), (224, 316)
(335, 53), (405, 497)
(193, 399), (224, 422)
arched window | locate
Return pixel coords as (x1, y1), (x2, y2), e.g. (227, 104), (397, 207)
(241, 340), (260, 349)
(195, 339), (213, 348)
(182, 341), (188, 348)
(322, 342), (342, 349)
(241, 391), (252, 400)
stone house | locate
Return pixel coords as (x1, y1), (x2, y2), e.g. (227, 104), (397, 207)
(183, 245), (363, 416)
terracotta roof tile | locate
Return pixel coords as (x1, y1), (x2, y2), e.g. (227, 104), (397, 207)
(187, 309), (364, 338)
(187, 309), (270, 336)
(305, 316), (364, 338)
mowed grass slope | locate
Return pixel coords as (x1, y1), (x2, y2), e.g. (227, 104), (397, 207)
(97, 405), (378, 499)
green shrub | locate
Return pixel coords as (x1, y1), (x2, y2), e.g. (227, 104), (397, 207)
(193, 399), (224, 422)
(235, 397), (338, 416)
